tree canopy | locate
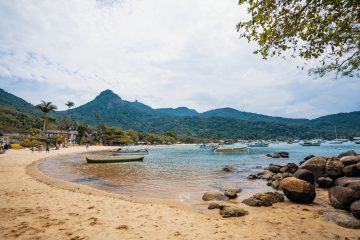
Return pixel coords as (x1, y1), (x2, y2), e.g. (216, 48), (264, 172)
(237, 0), (360, 78)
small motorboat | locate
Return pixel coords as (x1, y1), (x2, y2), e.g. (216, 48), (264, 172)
(86, 156), (144, 164)
(112, 148), (149, 155)
(199, 143), (219, 149)
(299, 140), (321, 146)
(213, 147), (248, 153)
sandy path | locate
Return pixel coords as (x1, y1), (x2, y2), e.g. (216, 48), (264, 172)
(0, 146), (359, 240)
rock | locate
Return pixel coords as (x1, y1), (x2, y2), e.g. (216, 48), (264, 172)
(335, 177), (360, 187)
(343, 163), (360, 177)
(247, 174), (258, 180)
(202, 192), (228, 201)
(338, 150), (357, 159)
(350, 200), (360, 219)
(346, 182), (360, 192)
(219, 206), (249, 218)
(321, 209), (360, 229)
(299, 155), (315, 165)
(224, 189), (238, 199)
(325, 158), (344, 177)
(271, 180), (280, 189)
(293, 169), (315, 185)
(340, 156), (360, 166)
(300, 156), (327, 178)
(280, 163), (298, 174)
(316, 177), (334, 189)
(268, 164), (282, 173)
(329, 186), (360, 210)
(222, 165), (237, 172)
(258, 170), (275, 180)
(242, 192), (284, 207)
(278, 152), (289, 158)
(220, 186), (242, 193)
(279, 177), (316, 204)
(266, 152), (289, 158)
(208, 202), (221, 210)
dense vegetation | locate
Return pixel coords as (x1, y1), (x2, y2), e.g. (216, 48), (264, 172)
(1, 88), (360, 140)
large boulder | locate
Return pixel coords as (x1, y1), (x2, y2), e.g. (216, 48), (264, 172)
(268, 164), (282, 173)
(299, 155), (315, 165)
(338, 150), (357, 159)
(335, 177), (360, 187)
(266, 152), (289, 158)
(343, 163), (360, 177)
(325, 158), (344, 177)
(219, 206), (249, 218)
(340, 156), (360, 166)
(316, 177), (334, 189)
(329, 186), (360, 210)
(202, 192), (228, 201)
(279, 177), (316, 204)
(350, 200), (360, 220)
(346, 182), (360, 192)
(242, 192), (284, 207)
(321, 209), (360, 229)
(280, 163), (298, 174)
(300, 156), (327, 178)
(293, 169), (315, 185)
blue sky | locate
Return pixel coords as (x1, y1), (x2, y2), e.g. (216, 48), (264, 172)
(0, 0), (359, 119)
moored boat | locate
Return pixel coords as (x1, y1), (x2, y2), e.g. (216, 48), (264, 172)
(86, 156), (144, 163)
(112, 148), (149, 155)
(299, 140), (321, 146)
(247, 142), (269, 147)
(213, 147), (248, 153)
(199, 143), (219, 149)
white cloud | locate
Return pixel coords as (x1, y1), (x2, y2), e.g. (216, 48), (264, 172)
(0, 0), (359, 118)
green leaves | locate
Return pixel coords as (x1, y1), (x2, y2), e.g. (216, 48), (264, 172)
(237, 0), (360, 78)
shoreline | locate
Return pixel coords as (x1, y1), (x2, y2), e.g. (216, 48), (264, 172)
(1, 146), (359, 239)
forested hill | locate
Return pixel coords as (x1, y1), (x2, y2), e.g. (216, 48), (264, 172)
(1, 88), (360, 138)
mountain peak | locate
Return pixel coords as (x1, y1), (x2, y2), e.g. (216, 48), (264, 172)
(96, 89), (122, 100)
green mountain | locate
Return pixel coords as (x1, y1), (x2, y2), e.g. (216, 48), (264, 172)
(0, 88), (40, 115)
(156, 107), (199, 116)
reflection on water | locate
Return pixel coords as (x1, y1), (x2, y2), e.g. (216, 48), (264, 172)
(39, 143), (360, 203)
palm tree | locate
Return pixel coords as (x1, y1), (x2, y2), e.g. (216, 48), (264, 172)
(65, 101), (75, 110)
(35, 101), (58, 131)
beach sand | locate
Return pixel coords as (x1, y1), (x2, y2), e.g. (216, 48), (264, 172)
(0, 146), (359, 240)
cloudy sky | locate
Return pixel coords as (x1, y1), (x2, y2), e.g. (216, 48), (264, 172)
(0, 0), (359, 119)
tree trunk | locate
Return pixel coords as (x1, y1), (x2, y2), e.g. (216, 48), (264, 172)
(43, 114), (47, 132)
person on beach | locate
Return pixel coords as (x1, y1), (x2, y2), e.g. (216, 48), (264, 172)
(46, 145), (49, 153)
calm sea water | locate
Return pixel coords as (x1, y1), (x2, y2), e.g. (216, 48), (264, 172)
(39, 143), (360, 204)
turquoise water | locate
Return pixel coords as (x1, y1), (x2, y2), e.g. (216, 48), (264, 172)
(39, 143), (360, 203)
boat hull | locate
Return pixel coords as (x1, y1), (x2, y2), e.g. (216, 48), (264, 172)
(214, 147), (248, 153)
(299, 143), (321, 146)
(86, 156), (144, 163)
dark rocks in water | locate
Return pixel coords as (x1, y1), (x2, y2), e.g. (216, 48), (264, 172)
(343, 163), (360, 177)
(340, 156), (360, 166)
(338, 150), (357, 159)
(266, 152), (289, 158)
(220, 186), (242, 193)
(268, 164), (282, 173)
(325, 157), (344, 177)
(335, 177), (360, 187)
(350, 200), (360, 220)
(208, 202), (222, 210)
(222, 165), (237, 172)
(300, 156), (327, 178)
(247, 174), (258, 180)
(321, 209), (360, 229)
(202, 192), (228, 201)
(242, 192), (284, 207)
(328, 186), (360, 210)
(224, 189), (238, 199)
(219, 206), (249, 218)
(293, 169), (315, 185)
(258, 170), (275, 180)
(279, 177), (316, 204)
(280, 163), (298, 174)
(316, 177), (334, 189)
(271, 180), (280, 190)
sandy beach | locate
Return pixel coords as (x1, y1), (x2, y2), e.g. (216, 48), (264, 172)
(0, 146), (359, 240)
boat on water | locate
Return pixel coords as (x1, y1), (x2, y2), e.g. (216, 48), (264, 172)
(199, 143), (219, 149)
(328, 140), (344, 144)
(112, 148), (149, 155)
(213, 147), (248, 153)
(299, 140), (321, 146)
(86, 156), (144, 163)
(247, 142), (269, 147)
(355, 140), (360, 144)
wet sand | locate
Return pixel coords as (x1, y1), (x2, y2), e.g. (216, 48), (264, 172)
(0, 146), (359, 239)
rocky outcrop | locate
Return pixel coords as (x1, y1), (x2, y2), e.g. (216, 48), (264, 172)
(316, 177), (334, 189)
(208, 202), (222, 210)
(343, 163), (360, 177)
(321, 209), (360, 229)
(340, 156), (360, 166)
(247, 174), (258, 180)
(258, 170), (275, 180)
(279, 177), (316, 203)
(293, 169), (315, 185)
(268, 164), (282, 173)
(242, 192), (284, 207)
(299, 156), (327, 178)
(280, 163), (298, 174)
(202, 192), (228, 201)
(266, 152), (289, 158)
(329, 186), (360, 210)
(223, 189), (239, 199)
(338, 150), (357, 159)
(350, 200), (360, 220)
(325, 157), (344, 177)
(335, 177), (360, 187)
(219, 206), (249, 218)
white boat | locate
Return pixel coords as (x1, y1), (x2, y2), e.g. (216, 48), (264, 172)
(328, 140), (343, 144)
(247, 142), (269, 147)
(112, 148), (149, 155)
(299, 140), (321, 146)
